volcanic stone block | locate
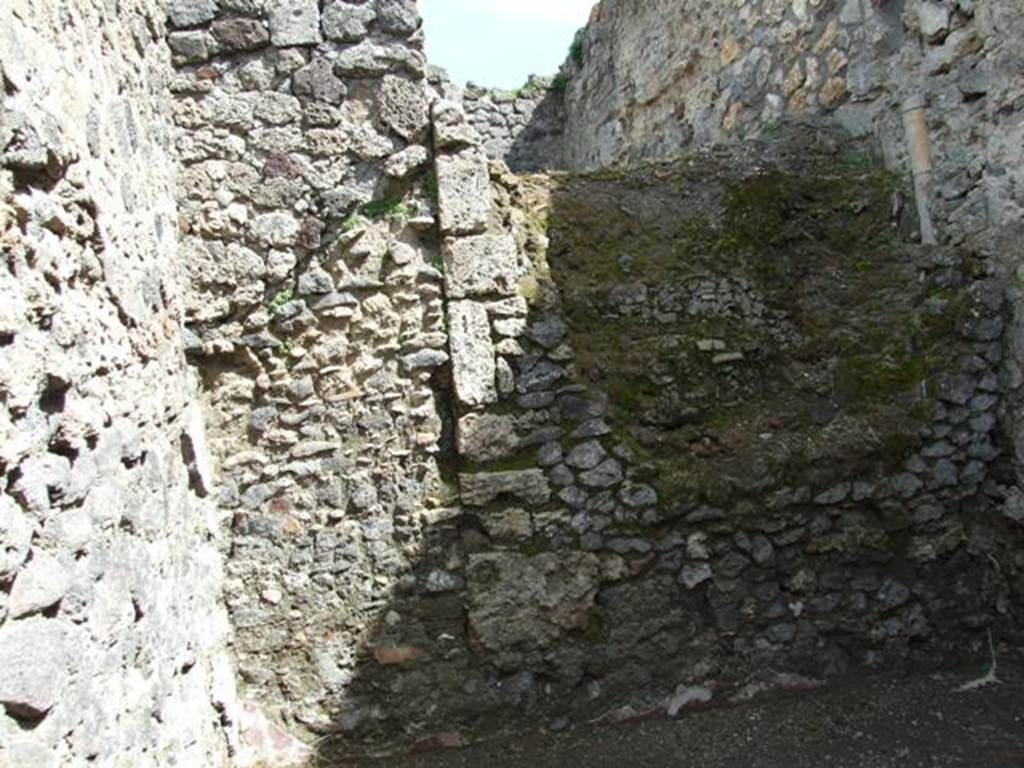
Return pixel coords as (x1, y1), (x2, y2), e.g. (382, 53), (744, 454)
(457, 413), (521, 463)
(379, 75), (430, 140)
(269, 0), (322, 46)
(168, 0), (217, 28)
(432, 100), (480, 149)
(0, 617), (67, 718)
(443, 234), (519, 299)
(9, 550), (70, 618)
(466, 551), (600, 653)
(212, 18), (270, 51)
(448, 301), (497, 407)
(460, 470), (551, 507)
(436, 150), (492, 235)
(323, 1), (377, 42)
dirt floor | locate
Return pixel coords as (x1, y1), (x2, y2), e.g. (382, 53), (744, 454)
(340, 656), (1024, 768)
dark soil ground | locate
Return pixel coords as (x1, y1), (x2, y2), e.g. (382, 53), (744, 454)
(340, 656), (1024, 768)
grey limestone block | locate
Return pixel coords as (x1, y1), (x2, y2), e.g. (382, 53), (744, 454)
(0, 617), (68, 718)
(436, 150), (492, 235)
(448, 300), (497, 407)
(268, 0), (323, 47)
(443, 234), (519, 299)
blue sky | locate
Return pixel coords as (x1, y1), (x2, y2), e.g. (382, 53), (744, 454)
(420, 0), (595, 89)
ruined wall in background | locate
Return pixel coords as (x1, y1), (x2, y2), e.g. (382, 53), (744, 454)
(558, 0), (1024, 281)
(559, 0), (1024, 582)
(0, 1), (239, 765)
(461, 77), (566, 172)
(453, 0), (1024, 270)
(167, 0), (454, 746)
(562, 0), (1024, 193)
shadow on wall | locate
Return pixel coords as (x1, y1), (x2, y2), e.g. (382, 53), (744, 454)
(462, 79), (568, 174)
(504, 86), (567, 173)
(309, 120), (1023, 765)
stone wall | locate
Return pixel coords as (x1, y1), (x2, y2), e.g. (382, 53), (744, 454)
(558, 0), (1024, 310)
(557, 0), (1024, 287)
(167, 0), (455, 748)
(323, 116), (1018, 754)
(0, 1), (240, 765)
(166, 0), (1024, 755)
(562, 0), (1023, 187)
(461, 77), (566, 172)
(3, 0), (1022, 763)
(557, 0), (1024, 622)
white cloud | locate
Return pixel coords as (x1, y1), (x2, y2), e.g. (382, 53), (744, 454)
(430, 0), (596, 26)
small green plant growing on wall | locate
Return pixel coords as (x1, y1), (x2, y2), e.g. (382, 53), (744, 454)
(551, 73), (570, 94)
(341, 196), (410, 232)
(274, 339), (297, 370)
(424, 171), (439, 203)
(341, 211), (363, 232)
(360, 196), (408, 221)
(268, 288), (293, 315)
(516, 78), (546, 99)
(570, 34), (585, 68)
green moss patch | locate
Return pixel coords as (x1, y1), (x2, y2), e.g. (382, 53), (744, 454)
(541, 144), (972, 504)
